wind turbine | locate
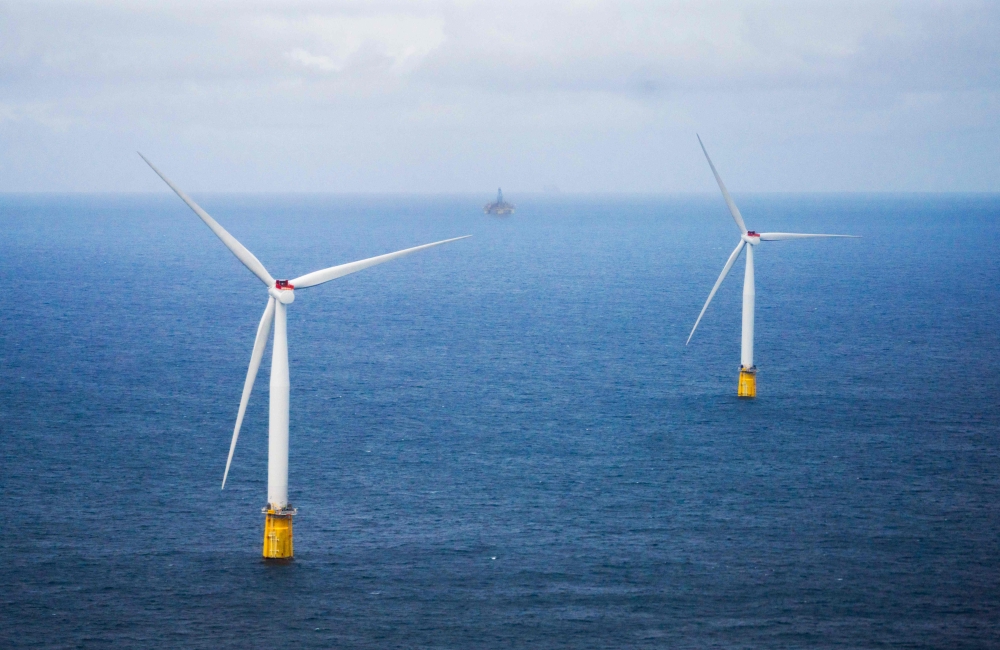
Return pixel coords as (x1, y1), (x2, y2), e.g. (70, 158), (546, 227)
(140, 154), (469, 559)
(686, 136), (858, 398)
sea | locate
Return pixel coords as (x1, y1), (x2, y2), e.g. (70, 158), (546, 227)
(1, 192), (998, 648)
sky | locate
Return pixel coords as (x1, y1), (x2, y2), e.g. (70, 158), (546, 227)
(1, 0), (998, 193)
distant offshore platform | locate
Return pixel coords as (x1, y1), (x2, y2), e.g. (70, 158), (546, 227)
(484, 188), (515, 215)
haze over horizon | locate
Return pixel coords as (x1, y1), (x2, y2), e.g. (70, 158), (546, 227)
(1, 1), (998, 194)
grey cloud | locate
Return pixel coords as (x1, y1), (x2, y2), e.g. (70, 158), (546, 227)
(0, 1), (998, 191)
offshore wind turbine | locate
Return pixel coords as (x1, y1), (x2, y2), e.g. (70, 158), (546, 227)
(140, 154), (469, 559)
(686, 136), (858, 398)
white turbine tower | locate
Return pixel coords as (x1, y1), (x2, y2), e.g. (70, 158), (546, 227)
(686, 136), (858, 398)
(141, 154), (469, 559)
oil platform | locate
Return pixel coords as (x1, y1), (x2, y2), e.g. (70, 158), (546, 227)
(484, 188), (515, 215)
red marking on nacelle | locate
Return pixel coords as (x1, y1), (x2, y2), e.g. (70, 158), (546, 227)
(275, 280), (294, 290)
(747, 231), (759, 237)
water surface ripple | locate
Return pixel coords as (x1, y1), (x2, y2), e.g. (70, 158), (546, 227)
(1, 193), (998, 648)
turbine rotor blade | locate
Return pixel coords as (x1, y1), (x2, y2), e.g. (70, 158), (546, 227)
(686, 239), (746, 345)
(759, 232), (860, 241)
(138, 153), (275, 287)
(222, 297), (276, 489)
(697, 135), (748, 235)
(291, 235), (471, 289)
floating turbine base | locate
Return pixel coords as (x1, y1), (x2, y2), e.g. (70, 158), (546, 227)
(263, 506), (296, 560)
(737, 366), (757, 398)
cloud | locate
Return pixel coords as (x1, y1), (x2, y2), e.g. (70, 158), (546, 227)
(273, 13), (446, 75)
(8, 1), (988, 97)
(286, 48), (341, 73)
(0, 1), (997, 191)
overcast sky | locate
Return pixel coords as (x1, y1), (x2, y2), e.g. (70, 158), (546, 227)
(1, 1), (998, 192)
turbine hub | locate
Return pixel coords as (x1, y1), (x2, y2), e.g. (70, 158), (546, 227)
(742, 231), (761, 245)
(268, 280), (295, 304)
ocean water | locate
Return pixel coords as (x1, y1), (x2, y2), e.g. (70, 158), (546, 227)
(1, 192), (998, 648)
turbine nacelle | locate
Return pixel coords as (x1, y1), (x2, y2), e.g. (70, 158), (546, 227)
(742, 231), (761, 245)
(268, 281), (295, 304)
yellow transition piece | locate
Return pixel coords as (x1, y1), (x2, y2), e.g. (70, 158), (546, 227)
(737, 366), (757, 398)
(263, 509), (294, 560)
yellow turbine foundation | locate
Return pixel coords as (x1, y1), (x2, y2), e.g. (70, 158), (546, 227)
(262, 507), (295, 560)
(737, 366), (757, 398)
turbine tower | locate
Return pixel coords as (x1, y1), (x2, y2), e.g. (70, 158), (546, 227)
(141, 154), (470, 559)
(686, 136), (858, 398)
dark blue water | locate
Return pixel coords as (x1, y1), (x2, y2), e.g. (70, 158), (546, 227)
(1, 193), (999, 648)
